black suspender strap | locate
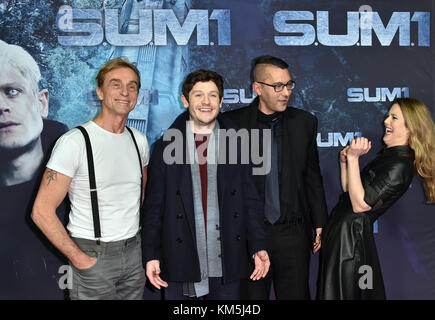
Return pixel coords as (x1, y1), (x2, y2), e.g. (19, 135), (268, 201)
(125, 127), (144, 228)
(76, 126), (102, 244)
(76, 125), (144, 244)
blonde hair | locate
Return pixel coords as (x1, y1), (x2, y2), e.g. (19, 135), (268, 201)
(96, 57), (141, 89)
(0, 40), (41, 93)
(395, 98), (435, 203)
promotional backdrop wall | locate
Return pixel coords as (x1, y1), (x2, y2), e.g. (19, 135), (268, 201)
(0, 0), (433, 299)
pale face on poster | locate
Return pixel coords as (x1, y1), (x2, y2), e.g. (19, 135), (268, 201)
(0, 64), (47, 150)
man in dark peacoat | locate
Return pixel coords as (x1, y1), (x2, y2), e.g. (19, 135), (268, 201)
(224, 55), (328, 299)
(143, 69), (270, 300)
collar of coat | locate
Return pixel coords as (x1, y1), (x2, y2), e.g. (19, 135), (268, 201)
(246, 96), (300, 130)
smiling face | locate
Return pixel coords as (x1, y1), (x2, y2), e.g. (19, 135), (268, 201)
(0, 65), (47, 150)
(253, 65), (292, 115)
(181, 80), (223, 132)
(96, 67), (139, 117)
(383, 103), (410, 147)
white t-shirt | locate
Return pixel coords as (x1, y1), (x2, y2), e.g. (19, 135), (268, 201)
(47, 121), (149, 242)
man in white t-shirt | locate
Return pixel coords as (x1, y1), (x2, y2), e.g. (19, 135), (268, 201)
(31, 57), (149, 300)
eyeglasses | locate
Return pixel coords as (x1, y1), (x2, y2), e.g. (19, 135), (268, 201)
(256, 80), (296, 92)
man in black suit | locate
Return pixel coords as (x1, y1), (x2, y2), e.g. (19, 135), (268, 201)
(143, 69), (270, 300)
(224, 55), (328, 299)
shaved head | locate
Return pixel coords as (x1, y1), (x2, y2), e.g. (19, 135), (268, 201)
(253, 64), (272, 82)
(252, 55), (289, 82)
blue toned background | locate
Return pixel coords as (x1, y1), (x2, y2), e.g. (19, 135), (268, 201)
(1, 0), (433, 299)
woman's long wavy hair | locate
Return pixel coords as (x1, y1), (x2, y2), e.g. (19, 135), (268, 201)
(394, 98), (435, 203)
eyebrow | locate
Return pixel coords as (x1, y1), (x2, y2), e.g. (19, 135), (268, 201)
(191, 90), (219, 94)
(109, 79), (138, 86)
(0, 82), (25, 88)
(272, 80), (292, 84)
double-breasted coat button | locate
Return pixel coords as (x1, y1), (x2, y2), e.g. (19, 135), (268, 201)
(233, 212), (239, 218)
(236, 235), (241, 241)
(176, 238), (183, 243)
(176, 190), (180, 195)
(231, 190), (236, 196)
(176, 213), (183, 219)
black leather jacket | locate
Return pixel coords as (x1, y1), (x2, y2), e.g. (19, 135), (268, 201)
(361, 145), (415, 222)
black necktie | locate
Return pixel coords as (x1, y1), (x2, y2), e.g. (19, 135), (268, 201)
(265, 120), (280, 224)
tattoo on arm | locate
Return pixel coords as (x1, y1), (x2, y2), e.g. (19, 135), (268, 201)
(46, 169), (57, 185)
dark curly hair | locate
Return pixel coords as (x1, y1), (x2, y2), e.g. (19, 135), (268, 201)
(182, 69), (224, 102)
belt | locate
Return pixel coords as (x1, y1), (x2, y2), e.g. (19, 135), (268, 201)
(71, 232), (140, 253)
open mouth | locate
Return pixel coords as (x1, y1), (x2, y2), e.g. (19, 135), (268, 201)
(198, 107), (213, 113)
(385, 127), (393, 135)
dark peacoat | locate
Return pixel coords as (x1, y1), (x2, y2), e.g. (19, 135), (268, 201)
(142, 111), (267, 283)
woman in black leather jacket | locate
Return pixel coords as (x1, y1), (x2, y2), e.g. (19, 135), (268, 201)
(317, 98), (435, 300)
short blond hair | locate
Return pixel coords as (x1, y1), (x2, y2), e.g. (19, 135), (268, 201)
(0, 40), (41, 93)
(96, 57), (141, 89)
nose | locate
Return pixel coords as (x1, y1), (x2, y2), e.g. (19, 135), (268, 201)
(202, 95), (210, 105)
(0, 96), (11, 114)
(282, 85), (291, 96)
(384, 115), (390, 125)
(120, 85), (129, 96)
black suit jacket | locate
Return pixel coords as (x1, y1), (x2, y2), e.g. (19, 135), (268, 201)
(223, 98), (328, 243)
(142, 111), (267, 283)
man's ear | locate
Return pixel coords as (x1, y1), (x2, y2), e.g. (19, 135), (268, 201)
(181, 95), (189, 109)
(96, 87), (104, 101)
(38, 89), (49, 118)
(252, 82), (262, 96)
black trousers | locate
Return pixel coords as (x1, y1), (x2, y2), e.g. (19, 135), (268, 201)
(164, 277), (240, 300)
(242, 222), (311, 300)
